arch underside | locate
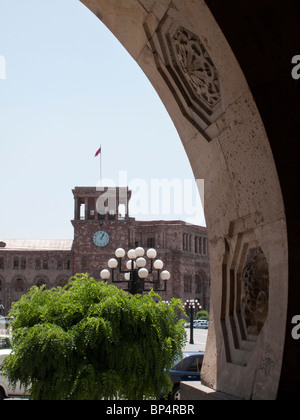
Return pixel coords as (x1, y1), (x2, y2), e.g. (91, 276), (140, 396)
(80, 0), (299, 400)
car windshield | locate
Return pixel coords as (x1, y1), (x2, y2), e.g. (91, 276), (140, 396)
(172, 353), (201, 370)
(172, 354), (183, 367)
(0, 336), (11, 350)
(187, 357), (202, 372)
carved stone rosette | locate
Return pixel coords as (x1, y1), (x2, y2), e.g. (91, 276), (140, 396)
(241, 247), (269, 337)
(221, 220), (270, 367)
(145, 8), (224, 141)
(171, 27), (221, 112)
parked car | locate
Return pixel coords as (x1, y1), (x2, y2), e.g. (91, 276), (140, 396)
(185, 320), (209, 329)
(0, 336), (10, 351)
(194, 320), (209, 329)
(168, 352), (204, 400)
(0, 337), (28, 400)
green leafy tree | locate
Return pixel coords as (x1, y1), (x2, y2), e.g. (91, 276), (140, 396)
(196, 310), (209, 320)
(3, 274), (186, 400)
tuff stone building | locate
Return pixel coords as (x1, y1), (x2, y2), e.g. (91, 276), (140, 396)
(0, 186), (210, 316)
(0, 239), (73, 316)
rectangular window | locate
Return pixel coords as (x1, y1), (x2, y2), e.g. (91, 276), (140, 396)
(80, 202), (86, 220)
(203, 238), (207, 256)
(184, 276), (192, 294)
(147, 238), (155, 248)
(82, 257), (89, 272)
(13, 258), (19, 270)
(195, 236), (198, 254)
(35, 259), (41, 270)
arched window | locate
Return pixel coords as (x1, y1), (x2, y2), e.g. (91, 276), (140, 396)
(37, 278), (47, 288)
(57, 278), (68, 288)
(15, 278), (24, 293)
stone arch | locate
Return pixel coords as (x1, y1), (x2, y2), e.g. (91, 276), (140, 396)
(78, 0), (298, 400)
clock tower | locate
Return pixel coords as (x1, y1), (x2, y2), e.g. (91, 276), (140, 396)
(71, 186), (135, 279)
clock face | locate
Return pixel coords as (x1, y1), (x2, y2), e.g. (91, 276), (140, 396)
(93, 231), (110, 248)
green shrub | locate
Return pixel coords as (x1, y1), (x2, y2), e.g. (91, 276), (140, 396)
(3, 274), (186, 400)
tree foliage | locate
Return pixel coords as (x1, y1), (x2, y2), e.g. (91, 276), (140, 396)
(196, 310), (209, 320)
(3, 274), (186, 400)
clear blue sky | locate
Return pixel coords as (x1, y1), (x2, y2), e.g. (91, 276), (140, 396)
(0, 0), (205, 240)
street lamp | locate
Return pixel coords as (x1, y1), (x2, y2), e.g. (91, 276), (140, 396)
(184, 299), (202, 345)
(100, 247), (171, 295)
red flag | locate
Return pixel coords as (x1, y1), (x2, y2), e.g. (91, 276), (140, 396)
(94, 147), (101, 157)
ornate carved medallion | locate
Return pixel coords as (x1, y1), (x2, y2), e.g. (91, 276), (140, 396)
(171, 27), (221, 112)
(220, 219), (270, 366)
(241, 247), (269, 336)
(145, 8), (224, 141)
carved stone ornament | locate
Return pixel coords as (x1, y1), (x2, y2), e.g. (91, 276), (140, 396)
(241, 247), (269, 336)
(145, 8), (224, 141)
(221, 221), (271, 366)
(171, 27), (221, 112)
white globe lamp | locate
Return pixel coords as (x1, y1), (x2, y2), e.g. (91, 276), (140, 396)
(138, 268), (149, 279)
(100, 269), (111, 280)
